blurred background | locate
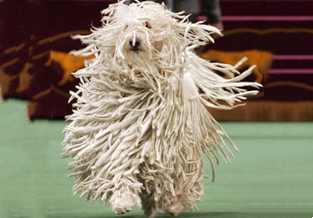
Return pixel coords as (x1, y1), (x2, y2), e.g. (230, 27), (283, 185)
(0, 0), (312, 121)
(0, 0), (313, 121)
(0, 1), (313, 218)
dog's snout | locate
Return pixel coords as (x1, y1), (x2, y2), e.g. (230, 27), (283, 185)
(129, 39), (141, 50)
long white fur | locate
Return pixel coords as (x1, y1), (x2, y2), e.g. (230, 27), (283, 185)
(62, 1), (261, 217)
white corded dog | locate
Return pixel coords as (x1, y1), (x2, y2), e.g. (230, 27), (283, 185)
(62, 1), (261, 217)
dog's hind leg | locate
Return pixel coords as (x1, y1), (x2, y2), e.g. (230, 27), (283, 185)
(140, 190), (158, 218)
(164, 159), (205, 216)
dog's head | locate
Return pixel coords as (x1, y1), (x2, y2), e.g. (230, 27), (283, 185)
(73, 0), (221, 78)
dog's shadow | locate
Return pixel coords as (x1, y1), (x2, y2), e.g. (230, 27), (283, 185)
(47, 212), (312, 218)
(47, 212), (235, 218)
(47, 212), (248, 218)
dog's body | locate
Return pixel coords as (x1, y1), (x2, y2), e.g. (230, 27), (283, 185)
(62, 1), (260, 217)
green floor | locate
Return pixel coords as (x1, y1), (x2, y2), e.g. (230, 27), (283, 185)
(1, 99), (313, 218)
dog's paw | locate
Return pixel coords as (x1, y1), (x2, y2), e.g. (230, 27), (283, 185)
(164, 198), (184, 216)
(112, 199), (135, 214)
(111, 196), (137, 214)
(112, 205), (132, 214)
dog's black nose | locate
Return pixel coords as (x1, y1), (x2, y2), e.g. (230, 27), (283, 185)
(129, 40), (140, 50)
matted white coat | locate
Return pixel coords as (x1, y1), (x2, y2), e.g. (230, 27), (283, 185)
(62, 1), (261, 217)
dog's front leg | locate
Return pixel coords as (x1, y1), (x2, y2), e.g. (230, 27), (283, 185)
(106, 163), (143, 214)
(110, 184), (141, 214)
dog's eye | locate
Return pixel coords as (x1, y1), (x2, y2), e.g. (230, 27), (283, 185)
(144, 22), (151, 29)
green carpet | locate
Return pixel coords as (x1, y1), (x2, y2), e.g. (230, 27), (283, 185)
(1, 99), (313, 218)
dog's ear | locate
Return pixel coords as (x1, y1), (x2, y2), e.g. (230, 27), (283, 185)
(101, 1), (130, 24)
(173, 19), (223, 46)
